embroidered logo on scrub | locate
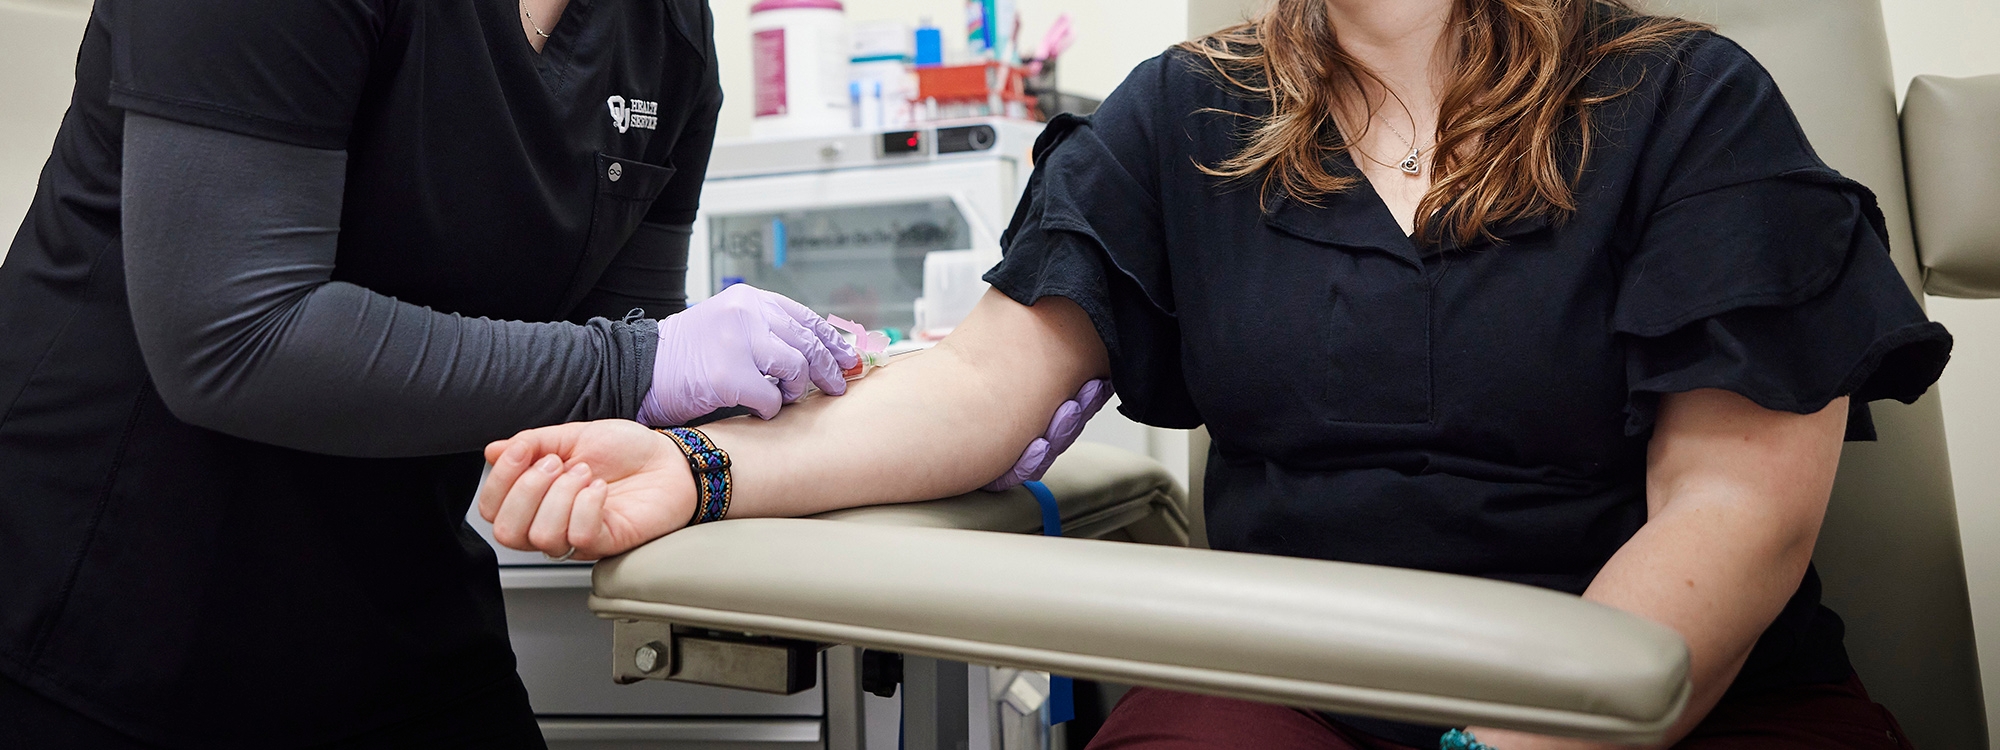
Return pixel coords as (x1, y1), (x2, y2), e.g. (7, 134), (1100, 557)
(606, 95), (659, 133)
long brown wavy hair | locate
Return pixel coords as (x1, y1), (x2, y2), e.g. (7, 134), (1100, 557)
(1181, 0), (1704, 244)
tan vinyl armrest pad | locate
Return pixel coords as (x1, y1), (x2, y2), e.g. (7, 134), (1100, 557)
(810, 442), (1186, 542)
(591, 520), (1689, 742)
(1905, 74), (2000, 298)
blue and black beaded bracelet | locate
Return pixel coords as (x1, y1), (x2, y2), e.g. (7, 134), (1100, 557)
(1440, 729), (1497, 750)
(660, 426), (732, 525)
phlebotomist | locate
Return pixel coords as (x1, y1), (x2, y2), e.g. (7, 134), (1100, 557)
(0, 0), (1096, 746)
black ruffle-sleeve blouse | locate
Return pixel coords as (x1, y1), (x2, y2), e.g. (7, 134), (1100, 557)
(985, 31), (1949, 745)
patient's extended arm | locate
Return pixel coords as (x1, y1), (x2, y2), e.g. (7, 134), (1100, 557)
(477, 289), (1111, 559)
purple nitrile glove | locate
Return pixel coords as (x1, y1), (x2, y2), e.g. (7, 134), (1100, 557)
(984, 378), (1114, 491)
(636, 284), (859, 427)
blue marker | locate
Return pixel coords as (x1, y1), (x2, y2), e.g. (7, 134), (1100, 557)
(914, 25), (943, 67)
(771, 219), (787, 269)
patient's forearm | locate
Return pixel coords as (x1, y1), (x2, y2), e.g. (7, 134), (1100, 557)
(1470, 391), (1844, 750)
(1573, 496), (1809, 747)
(703, 290), (1110, 519)
(1470, 501), (1799, 750)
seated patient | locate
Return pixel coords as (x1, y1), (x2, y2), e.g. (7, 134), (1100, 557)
(479, 0), (1949, 747)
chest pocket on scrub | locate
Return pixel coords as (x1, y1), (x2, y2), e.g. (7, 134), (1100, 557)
(554, 153), (677, 319)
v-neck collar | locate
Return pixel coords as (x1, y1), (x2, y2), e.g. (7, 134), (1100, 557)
(1261, 150), (1550, 267)
(1261, 151), (1423, 266)
(517, 0), (596, 95)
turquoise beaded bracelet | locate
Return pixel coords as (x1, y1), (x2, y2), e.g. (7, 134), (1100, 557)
(1440, 729), (1497, 750)
(660, 427), (731, 525)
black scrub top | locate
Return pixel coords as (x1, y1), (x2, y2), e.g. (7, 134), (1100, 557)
(0, 1), (718, 746)
(988, 32), (1950, 744)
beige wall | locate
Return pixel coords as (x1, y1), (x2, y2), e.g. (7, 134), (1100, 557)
(710, 0), (1191, 140)
(1884, 0), (2000, 86)
(0, 0), (91, 264)
(1881, 0), (2000, 740)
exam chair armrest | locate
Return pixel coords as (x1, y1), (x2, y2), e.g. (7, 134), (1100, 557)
(590, 520), (1690, 743)
(810, 442), (1188, 543)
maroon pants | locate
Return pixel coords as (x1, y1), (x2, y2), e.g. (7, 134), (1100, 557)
(1087, 675), (1914, 750)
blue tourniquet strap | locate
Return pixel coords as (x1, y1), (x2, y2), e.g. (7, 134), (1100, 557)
(1024, 480), (1062, 537)
(1020, 480), (1075, 725)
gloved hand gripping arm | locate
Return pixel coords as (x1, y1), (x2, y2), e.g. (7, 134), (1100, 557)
(638, 284), (857, 426)
(562, 223), (860, 428)
(984, 378), (1114, 491)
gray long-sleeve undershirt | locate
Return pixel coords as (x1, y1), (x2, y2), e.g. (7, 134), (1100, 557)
(121, 113), (685, 458)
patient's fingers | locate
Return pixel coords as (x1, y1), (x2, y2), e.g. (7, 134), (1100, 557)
(483, 438), (510, 465)
(479, 422), (606, 523)
(492, 454), (564, 550)
(528, 463), (592, 557)
(569, 478), (608, 557)
(478, 441), (535, 523)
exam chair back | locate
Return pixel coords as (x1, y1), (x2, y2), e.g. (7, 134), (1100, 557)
(1184, 1), (1994, 745)
(1650, 2), (1992, 746)
(1901, 64), (2000, 750)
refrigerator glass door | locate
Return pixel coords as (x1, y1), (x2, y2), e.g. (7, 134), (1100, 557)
(708, 197), (974, 332)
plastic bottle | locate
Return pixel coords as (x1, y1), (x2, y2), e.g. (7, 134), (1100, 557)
(749, 0), (850, 138)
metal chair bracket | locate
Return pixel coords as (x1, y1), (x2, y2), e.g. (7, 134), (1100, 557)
(611, 619), (824, 695)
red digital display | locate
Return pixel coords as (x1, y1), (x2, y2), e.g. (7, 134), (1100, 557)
(882, 130), (924, 155)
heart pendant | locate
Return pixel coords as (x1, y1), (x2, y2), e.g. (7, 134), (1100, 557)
(1398, 147), (1422, 175)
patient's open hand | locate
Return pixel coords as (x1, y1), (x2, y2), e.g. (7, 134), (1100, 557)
(478, 420), (696, 561)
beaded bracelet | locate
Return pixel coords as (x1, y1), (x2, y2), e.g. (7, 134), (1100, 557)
(1439, 729), (1497, 750)
(659, 427), (732, 526)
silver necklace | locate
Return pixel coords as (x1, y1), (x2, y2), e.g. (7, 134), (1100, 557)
(521, 0), (553, 39)
(1373, 113), (1428, 176)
